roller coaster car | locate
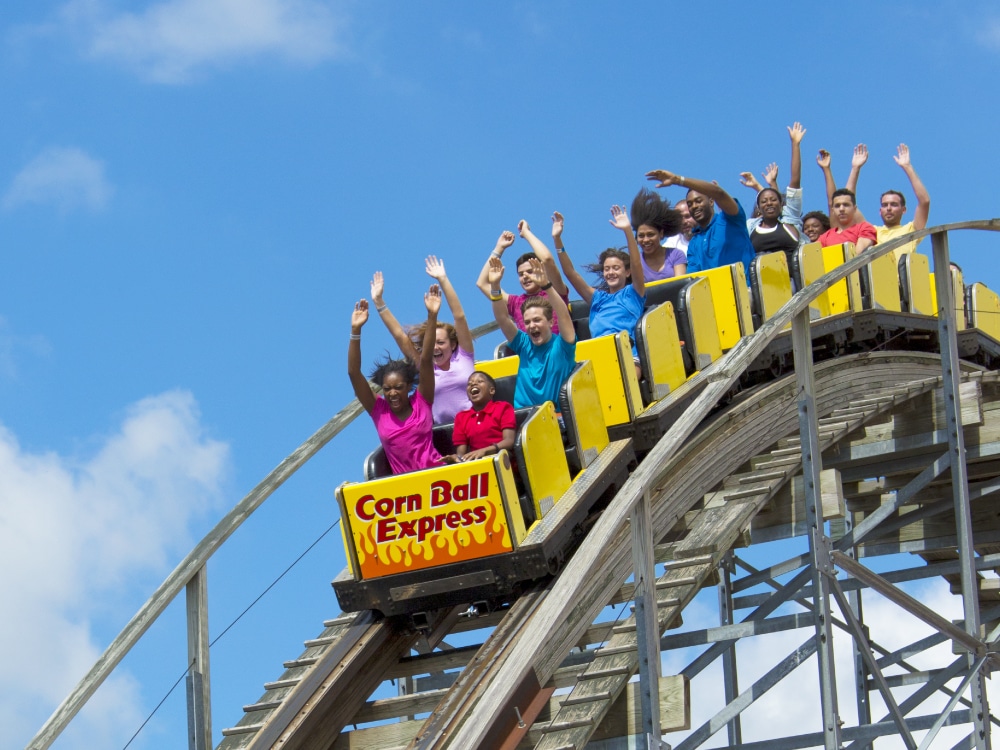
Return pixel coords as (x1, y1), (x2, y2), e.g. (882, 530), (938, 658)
(332, 361), (635, 619)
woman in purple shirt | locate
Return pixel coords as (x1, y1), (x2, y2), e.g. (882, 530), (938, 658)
(348, 285), (444, 475)
(630, 188), (687, 281)
(370, 256), (475, 425)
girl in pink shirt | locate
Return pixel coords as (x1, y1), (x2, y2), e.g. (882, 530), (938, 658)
(348, 286), (444, 475)
(370, 256), (475, 425)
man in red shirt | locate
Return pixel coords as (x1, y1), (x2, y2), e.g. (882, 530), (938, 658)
(818, 188), (876, 250)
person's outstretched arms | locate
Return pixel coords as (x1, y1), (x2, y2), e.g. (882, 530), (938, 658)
(476, 231), (516, 299)
(895, 144), (930, 230)
(348, 300), (376, 415)
(646, 169), (739, 216)
(846, 143), (868, 196)
(370, 271), (419, 361)
(417, 285), (441, 405)
(519, 219), (568, 298)
(526, 258), (574, 343)
(425, 255), (473, 355)
(487, 257), (518, 342)
(818, 149), (836, 215)
(610, 204), (645, 296)
(788, 122), (805, 189)
(739, 172), (764, 192)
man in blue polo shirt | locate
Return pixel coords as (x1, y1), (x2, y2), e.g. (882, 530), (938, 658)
(646, 168), (755, 274)
(487, 256), (576, 409)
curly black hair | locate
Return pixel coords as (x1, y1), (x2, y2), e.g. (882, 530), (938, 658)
(368, 351), (419, 390)
(630, 187), (684, 237)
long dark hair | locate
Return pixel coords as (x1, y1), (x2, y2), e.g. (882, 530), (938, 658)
(630, 187), (684, 237)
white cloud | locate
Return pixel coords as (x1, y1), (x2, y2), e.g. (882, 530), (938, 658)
(2, 146), (113, 213)
(0, 391), (230, 749)
(59, 0), (344, 84)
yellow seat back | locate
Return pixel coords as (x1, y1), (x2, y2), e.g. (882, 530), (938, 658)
(751, 251), (793, 324)
(636, 301), (687, 402)
(821, 243), (863, 314)
(476, 354), (519, 380)
(518, 401), (571, 518)
(575, 332), (644, 427)
(861, 249), (901, 312)
(953, 265), (967, 330)
(796, 242), (832, 319)
(900, 252), (933, 316)
(561, 360), (609, 469)
(669, 263), (753, 348)
(967, 282), (1000, 340)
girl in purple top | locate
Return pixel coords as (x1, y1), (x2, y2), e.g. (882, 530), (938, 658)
(371, 256), (475, 425)
(630, 188), (687, 281)
(348, 286), (444, 475)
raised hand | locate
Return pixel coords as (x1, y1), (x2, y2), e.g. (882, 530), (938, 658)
(739, 172), (763, 191)
(525, 257), (549, 288)
(762, 162), (779, 186)
(496, 230), (515, 250)
(609, 204), (631, 231)
(816, 149), (831, 169)
(425, 255), (446, 280)
(645, 169), (679, 188)
(351, 299), (369, 330)
(487, 255), (505, 286)
(893, 143), (911, 168)
(788, 121), (806, 144)
(551, 211), (564, 239)
(517, 219), (531, 238)
(370, 272), (384, 305)
(852, 143), (869, 168)
(425, 284), (442, 314)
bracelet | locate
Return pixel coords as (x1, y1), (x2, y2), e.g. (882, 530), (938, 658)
(677, 176), (686, 186)
(375, 304), (387, 313)
(489, 289), (503, 301)
(349, 333), (361, 341)
(540, 282), (553, 290)
(557, 247), (567, 253)
(490, 250), (501, 258)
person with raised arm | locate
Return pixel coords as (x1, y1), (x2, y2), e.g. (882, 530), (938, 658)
(370, 256), (475, 424)
(851, 144), (932, 261)
(555, 204), (651, 376)
(348, 286), (444, 475)
(817, 144), (869, 227)
(488, 256), (576, 409)
(645, 169), (755, 274)
(628, 188), (687, 281)
(476, 227), (568, 334)
(817, 189), (877, 251)
(739, 122), (807, 261)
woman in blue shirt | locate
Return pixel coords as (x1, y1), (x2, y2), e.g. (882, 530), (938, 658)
(555, 204), (646, 377)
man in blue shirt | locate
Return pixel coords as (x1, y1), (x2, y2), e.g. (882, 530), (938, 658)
(646, 168), (755, 274)
(487, 256), (577, 409)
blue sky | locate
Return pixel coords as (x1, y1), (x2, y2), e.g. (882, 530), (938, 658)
(3, 1), (1000, 748)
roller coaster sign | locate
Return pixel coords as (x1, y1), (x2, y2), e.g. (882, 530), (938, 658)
(337, 455), (525, 580)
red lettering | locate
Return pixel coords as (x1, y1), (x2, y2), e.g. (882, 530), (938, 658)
(472, 506), (487, 524)
(397, 519), (416, 538)
(446, 511), (461, 529)
(461, 508), (475, 525)
(376, 517), (397, 543)
(406, 493), (421, 513)
(355, 494), (376, 522)
(454, 481), (468, 502)
(430, 480), (451, 507)
(479, 472), (489, 497)
(374, 497), (394, 517)
(417, 516), (435, 542)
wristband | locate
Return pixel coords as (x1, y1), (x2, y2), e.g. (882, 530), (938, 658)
(375, 304), (387, 313)
(349, 333), (361, 341)
(677, 176), (686, 186)
(540, 282), (553, 291)
(490, 250), (501, 258)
